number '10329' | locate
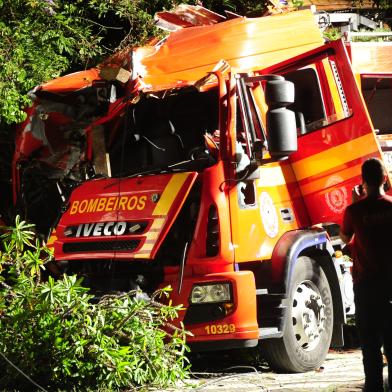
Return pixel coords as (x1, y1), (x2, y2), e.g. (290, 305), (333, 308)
(204, 324), (235, 335)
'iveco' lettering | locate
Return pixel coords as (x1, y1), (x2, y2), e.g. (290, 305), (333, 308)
(74, 222), (128, 237)
(69, 195), (147, 215)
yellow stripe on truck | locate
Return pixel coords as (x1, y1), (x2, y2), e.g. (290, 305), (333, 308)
(139, 243), (154, 251)
(300, 162), (362, 196)
(292, 133), (378, 181)
(152, 173), (189, 216)
(256, 163), (297, 187)
(150, 217), (165, 230)
(146, 231), (159, 240)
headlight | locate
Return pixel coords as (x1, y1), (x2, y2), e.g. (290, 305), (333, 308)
(191, 286), (207, 303)
(190, 283), (232, 304)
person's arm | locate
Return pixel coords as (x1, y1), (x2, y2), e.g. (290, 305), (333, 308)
(339, 184), (365, 243)
(339, 230), (352, 244)
(339, 207), (354, 244)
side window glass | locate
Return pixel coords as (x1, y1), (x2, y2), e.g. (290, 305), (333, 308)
(234, 80), (264, 208)
(235, 96), (255, 207)
(284, 68), (326, 134)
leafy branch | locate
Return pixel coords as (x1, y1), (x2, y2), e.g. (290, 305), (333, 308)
(0, 217), (189, 390)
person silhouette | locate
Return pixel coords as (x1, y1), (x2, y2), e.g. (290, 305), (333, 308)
(340, 157), (392, 392)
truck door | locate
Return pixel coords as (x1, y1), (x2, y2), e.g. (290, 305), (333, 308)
(268, 39), (386, 224)
(228, 72), (304, 263)
(229, 39), (384, 263)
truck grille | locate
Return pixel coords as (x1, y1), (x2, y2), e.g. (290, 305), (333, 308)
(63, 240), (140, 253)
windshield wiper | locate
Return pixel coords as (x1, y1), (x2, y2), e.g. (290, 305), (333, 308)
(119, 159), (203, 179)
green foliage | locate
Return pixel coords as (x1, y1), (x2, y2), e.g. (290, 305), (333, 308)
(200, 0), (269, 16)
(291, 0), (304, 8)
(323, 27), (343, 41)
(0, 217), (189, 391)
(0, 0), (177, 125)
(1, 1), (90, 124)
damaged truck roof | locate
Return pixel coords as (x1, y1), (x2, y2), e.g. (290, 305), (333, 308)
(37, 7), (324, 95)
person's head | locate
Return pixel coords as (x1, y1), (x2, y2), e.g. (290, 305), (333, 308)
(361, 158), (387, 189)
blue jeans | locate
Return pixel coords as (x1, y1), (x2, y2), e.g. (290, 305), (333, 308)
(354, 279), (392, 392)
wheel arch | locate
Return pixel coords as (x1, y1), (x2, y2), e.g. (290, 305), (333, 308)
(270, 229), (345, 347)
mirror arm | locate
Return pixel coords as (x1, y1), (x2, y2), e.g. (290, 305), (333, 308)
(236, 160), (261, 181)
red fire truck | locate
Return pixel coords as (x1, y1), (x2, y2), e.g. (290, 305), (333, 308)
(9, 7), (392, 372)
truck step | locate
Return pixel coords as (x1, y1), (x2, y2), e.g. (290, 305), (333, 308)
(258, 327), (282, 339)
(257, 292), (287, 331)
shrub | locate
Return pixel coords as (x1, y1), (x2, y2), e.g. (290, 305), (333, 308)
(323, 27), (343, 41)
(0, 217), (189, 391)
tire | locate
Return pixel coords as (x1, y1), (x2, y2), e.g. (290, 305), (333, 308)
(261, 256), (333, 373)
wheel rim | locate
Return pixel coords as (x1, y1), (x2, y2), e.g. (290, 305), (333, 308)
(291, 280), (326, 351)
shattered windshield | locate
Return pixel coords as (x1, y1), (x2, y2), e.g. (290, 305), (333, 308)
(11, 84), (219, 234)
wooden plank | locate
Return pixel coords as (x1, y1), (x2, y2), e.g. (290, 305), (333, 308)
(302, 0), (374, 10)
(351, 42), (392, 74)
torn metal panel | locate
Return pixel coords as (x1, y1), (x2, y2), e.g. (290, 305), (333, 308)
(12, 79), (125, 209)
(38, 68), (101, 94)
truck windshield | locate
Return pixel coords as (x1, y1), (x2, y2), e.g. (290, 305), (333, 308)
(109, 87), (219, 177)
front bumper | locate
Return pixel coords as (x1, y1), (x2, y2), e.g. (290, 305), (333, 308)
(189, 338), (258, 352)
(164, 270), (259, 352)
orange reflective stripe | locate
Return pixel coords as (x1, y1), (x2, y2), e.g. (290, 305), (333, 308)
(292, 133), (377, 181)
(300, 162), (362, 196)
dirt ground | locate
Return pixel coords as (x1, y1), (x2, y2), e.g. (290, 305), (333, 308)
(160, 348), (389, 392)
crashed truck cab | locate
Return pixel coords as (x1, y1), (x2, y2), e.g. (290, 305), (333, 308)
(15, 8), (387, 371)
(48, 67), (298, 349)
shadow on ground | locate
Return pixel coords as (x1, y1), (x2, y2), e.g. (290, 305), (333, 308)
(158, 325), (389, 391)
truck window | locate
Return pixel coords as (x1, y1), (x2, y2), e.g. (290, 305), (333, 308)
(108, 88), (219, 176)
(284, 68), (326, 134)
(235, 78), (266, 155)
(235, 82), (263, 207)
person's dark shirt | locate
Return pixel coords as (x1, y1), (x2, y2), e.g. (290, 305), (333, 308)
(341, 194), (392, 284)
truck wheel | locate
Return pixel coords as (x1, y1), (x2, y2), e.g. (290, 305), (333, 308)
(261, 256), (333, 372)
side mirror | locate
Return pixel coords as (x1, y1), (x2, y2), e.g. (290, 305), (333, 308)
(265, 80), (297, 159)
(296, 112), (306, 136)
